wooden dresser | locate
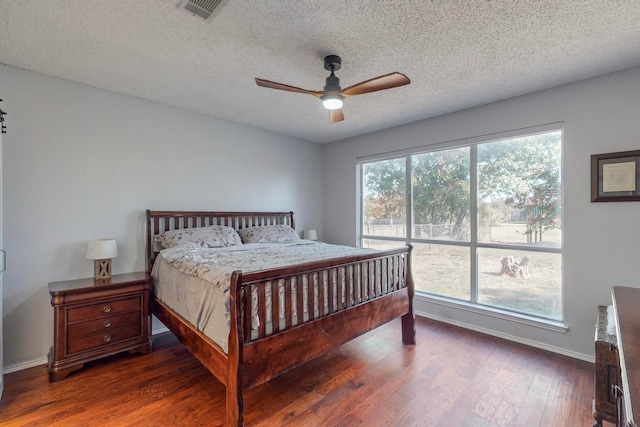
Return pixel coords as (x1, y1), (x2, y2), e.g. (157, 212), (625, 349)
(612, 286), (640, 427)
(48, 272), (152, 381)
(593, 305), (620, 427)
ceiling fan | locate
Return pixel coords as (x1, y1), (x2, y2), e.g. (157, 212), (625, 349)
(255, 55), (410, 124)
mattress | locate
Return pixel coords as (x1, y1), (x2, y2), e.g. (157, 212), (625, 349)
(151, 241), (377, 353)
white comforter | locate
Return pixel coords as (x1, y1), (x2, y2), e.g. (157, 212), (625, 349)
(152, 241), (376, 353)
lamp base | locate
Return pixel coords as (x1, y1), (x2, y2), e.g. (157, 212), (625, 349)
(94, 259), (112, 279)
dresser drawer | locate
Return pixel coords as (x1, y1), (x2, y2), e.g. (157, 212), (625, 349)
(67, 322), (142, 354)
(67, 311), (141, 340)
(67, 296), (141, 322)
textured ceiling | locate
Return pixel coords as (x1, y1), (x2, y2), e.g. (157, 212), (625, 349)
(1, 1), (640, 144)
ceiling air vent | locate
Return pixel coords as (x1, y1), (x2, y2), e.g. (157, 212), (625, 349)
(177, 0), (226, 20)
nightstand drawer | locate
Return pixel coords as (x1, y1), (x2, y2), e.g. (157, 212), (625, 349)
(67, 322), (142, 354)
(67, 296), (141, 322)
(67, 311), (141, 340)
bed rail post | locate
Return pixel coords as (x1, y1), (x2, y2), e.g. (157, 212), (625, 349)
(227, 270), (244, 427)
(401, 245), (416, 345)
(145, 210), (153, 274)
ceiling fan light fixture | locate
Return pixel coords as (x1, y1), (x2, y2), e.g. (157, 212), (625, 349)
(255, 54), (410, 123)
(322, 94), (343, 110)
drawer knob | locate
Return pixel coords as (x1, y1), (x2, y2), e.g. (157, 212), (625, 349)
(103, 305), (111, 313)
(103, 335), (111, 342)
(103, 320), (112, 328)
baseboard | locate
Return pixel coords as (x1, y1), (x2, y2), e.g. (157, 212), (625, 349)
(153, 326), (169, 335)
(3, 357), (48, 374)
(415, 310), (594, 363)
(3, 326), (172, 375)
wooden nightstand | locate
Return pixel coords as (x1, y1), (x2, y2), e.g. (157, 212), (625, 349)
(48, 272), (153, 382)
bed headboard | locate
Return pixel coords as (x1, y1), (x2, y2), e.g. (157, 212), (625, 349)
(145, 210), (295, 273)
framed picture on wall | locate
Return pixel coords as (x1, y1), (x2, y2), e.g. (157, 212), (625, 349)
(591, 149), (640, 202)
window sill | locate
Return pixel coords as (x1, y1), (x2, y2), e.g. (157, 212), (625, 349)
(414, 292), (568, 334)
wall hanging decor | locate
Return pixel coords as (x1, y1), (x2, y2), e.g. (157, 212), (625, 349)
(0, 99), (6, 134)
(591, 150), (640, 202)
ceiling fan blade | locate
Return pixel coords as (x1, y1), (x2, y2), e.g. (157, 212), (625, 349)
(255, 78), (323, 98)
(329, 109), (344, 124)
(340, 72), (410, 97)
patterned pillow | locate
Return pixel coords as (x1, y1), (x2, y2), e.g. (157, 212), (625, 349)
(158, 225), (242, 248)
(237, 225), (300, 243)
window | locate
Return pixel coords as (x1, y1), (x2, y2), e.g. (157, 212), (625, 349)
(359, 127), (562, 321)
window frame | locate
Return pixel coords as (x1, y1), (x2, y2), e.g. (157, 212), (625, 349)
(357, 123), (564, 322)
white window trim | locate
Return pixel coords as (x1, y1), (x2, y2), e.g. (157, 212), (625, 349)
(357, 122), (564, 322)
(356, 121), (564, 164)
(416, 293), (568, 333)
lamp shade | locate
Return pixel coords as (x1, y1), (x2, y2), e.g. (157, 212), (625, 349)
(86, 239), (118, 260)
(303, 229), (318, 241)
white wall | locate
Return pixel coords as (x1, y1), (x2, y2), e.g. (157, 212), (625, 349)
(4, 63), (640, 370)
(0, 64), (324, 370)
(322, 66), (640, 360)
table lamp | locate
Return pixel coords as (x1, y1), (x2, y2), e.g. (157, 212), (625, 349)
(303, 229), (318, 241)
(86, 239), (118, 279)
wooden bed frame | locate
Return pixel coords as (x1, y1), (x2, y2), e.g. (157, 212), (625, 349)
(146, 210), (415, 426)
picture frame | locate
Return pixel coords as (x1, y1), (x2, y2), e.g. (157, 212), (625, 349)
(591, 150), (640, 202)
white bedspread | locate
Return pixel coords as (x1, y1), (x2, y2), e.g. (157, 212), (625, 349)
(152, 241), (376, 353)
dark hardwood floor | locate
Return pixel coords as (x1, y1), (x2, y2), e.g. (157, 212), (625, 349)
(0, 317), (602, 426)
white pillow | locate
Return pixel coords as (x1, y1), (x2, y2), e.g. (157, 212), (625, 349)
(158, 225), (242, 248)
(237, 225), (300, 244)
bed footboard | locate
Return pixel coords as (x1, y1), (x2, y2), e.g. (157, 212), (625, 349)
(223, 245), (415, 426)
(228, 245), (415, 392)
